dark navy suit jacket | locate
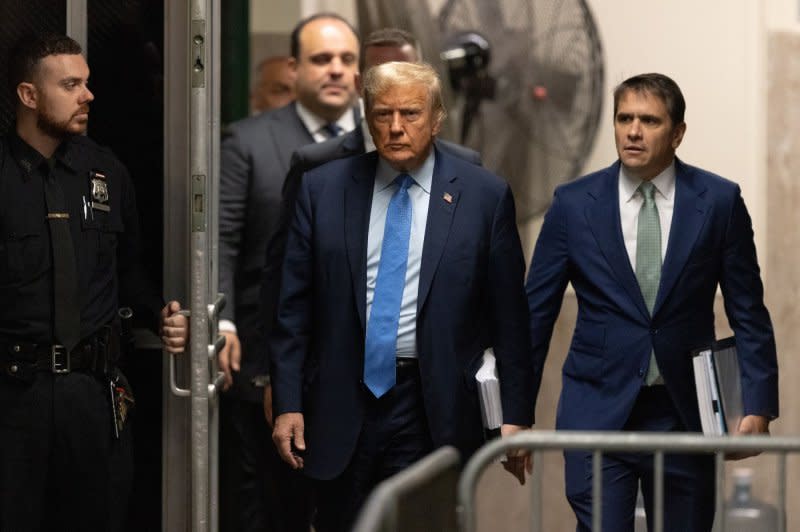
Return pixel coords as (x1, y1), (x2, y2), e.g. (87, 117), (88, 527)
(525, 158), (778, 433)
(259, 127), (481, 345)
(270, 147), (534, 480)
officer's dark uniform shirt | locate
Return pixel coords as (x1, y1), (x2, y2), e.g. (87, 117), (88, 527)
(0, 131), (161, 343)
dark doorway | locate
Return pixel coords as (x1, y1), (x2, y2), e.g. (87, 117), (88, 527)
(87, 2), (165, 530)
(0, 2), (66, 133)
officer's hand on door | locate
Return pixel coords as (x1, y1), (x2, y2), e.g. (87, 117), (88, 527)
(160, 301), (189, 353)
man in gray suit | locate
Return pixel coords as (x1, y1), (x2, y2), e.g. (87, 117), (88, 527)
(217, 12), (359, 532)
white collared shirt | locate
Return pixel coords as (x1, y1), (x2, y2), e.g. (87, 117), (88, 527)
(619, 162), (676, 269)
(365, 150), (435, 357)
(295, 101), (357, 142)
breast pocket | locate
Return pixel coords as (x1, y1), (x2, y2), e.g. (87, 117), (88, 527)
(81, 211), (124, 270)
(0, 229), (50, 284)
(99, 221), (123, 264)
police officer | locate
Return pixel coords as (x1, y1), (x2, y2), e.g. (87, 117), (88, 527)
(0, 33), (186, 531)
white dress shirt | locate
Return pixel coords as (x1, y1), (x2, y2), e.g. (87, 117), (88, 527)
(296, 101), (357, 142)
(365, 151), (435, 358)
(619, 161), (676, 269)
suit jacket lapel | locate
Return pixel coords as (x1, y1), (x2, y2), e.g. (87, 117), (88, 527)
(653, 159), (709, 315)
(339, 127), (367, 158)
(418, 148), (461, 312)
(585, 163), (650, 321)
(271, 103), (315, 170)
(345, 152), (377, 332)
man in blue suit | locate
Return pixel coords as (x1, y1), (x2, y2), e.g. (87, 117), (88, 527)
(525, 73), (778, 531)
(270, 61), (535, 532)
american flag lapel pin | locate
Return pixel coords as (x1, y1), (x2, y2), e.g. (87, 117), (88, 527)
(443, 192), (453, 204)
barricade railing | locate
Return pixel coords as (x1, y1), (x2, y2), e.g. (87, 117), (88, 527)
(457, 431), (800, 532)
(352, 446), (461, 532)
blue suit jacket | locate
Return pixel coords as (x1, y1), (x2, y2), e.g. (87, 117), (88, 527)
(258, 129), (481, 367)
(525, 159), (778, 433)
(271, 147), (535, 480)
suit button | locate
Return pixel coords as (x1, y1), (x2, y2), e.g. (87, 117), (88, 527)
(638, 369), (644, 377)
(10, 364), (18, 374)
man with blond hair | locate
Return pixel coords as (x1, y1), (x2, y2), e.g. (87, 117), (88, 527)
(270, 62), (534, 531)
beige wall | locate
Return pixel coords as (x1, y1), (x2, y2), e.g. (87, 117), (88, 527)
(248, 1), (359, 111)
(583, 0), (767, 263)
(250, 0), (357, 32)
(250, 0), (301, 33)
(766, 1), (800, 32)
(765, 28), (800, 532)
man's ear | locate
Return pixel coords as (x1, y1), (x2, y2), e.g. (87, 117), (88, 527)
(16, 82), (38, 110)
(355, 71), (363, 95)
(288, 56), (298, 74)
(671, 121), (687, 150)
(431, 109), (444, 137)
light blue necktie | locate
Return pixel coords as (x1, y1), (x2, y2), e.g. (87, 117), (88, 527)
(636, 181), (662, 385)
(364, 174), (414, 398)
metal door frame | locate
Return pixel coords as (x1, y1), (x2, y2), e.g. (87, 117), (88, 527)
(66, 0), (87, 50)
(164, 1), (224, 531)
(64, 2), (222, 530)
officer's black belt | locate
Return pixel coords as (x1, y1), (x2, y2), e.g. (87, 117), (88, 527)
(1, 332), (111, 377)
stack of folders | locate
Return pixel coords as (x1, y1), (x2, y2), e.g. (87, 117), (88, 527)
(475, 349), (503, 436)
(691, 337), (744, 436)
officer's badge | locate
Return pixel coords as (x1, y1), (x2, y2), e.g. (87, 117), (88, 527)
(89, 169), (110, 212)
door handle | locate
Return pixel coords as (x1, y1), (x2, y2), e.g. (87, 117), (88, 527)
(169, 309), (192, 397)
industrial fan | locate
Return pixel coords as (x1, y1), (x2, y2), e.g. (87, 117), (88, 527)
(357, 0), (604, 221)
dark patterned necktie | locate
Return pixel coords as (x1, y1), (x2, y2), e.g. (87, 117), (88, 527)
(322, 123), (342, 138)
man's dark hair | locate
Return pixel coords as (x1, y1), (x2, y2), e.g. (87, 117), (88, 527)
(613, 73), (686, 126)
(8, 33), (83, 98)
(360, 28), (419, 71)
(289, 13), (359, 60)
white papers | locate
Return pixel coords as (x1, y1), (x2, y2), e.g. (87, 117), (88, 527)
(476, 349), (503, 430)
(693, 351), (724, 435)
(692, 337), (744, 436)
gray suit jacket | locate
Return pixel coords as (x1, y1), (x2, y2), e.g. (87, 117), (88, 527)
(219, 102), (316, 400)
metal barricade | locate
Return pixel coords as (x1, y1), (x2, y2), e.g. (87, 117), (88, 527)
(458, 431), (800, 532)
(353, 446), (461, 532)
